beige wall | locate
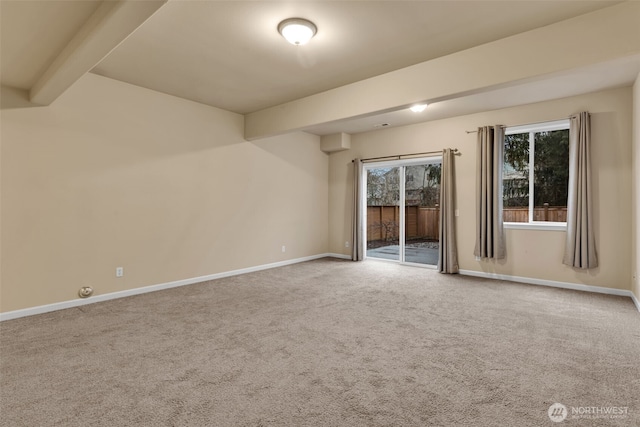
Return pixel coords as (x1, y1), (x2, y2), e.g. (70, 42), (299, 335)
(633, 74), (640, 299)
(0, 73), (329, 313)
(329, 87), (633, 291)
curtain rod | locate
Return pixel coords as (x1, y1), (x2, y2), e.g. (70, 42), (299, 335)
(465, 116), (575, 134)
(352, 148), (459, 163)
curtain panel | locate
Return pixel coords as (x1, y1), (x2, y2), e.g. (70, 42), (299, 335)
(352, 159), (364, 261)
(438, 148), (459, 273)
(563, 112), (598, 269)
(474, 125), (506, 259)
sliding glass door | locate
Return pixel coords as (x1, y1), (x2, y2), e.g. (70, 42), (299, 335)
(365, 158), (441, 266)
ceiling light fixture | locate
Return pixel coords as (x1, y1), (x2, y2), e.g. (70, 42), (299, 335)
(410, 104), (428, 113)
(278, 18), (317, 45)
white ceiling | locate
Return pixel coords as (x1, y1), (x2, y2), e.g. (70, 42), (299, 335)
(1, 0), (637, 136)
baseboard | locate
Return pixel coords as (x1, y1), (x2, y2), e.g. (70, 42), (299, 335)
(5, 256), (635, 321)
(327, 253), (351, 260)
(631, 292), (640, 312)
(0, 253), (334, 322)
(460, 269), (640, 312)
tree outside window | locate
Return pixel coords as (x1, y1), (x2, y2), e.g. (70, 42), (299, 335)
(503, 121), (569, 224)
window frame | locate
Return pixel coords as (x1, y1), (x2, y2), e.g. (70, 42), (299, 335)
(503, 119), (569, 231)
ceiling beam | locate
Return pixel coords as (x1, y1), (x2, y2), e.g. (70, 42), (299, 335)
(29, 0), (167, 106)
(245, 1), (640, 140)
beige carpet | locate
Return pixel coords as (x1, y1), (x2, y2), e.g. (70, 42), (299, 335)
(1, 258), (639, 426)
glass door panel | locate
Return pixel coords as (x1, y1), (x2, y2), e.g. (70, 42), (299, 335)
(366, 167), (400, 261)
(403, 163), (441, 265)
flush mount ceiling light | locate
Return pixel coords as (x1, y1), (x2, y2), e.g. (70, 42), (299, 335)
(410, 104), (428, 113)
(278, 18), (317, 45)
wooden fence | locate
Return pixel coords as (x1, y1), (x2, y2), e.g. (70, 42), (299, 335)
(503, 204), (567, 223)
(367, 204), (566, 242)
(367, 205), (439, 241)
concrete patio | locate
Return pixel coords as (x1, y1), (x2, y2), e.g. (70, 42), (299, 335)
(367, 244), (439, 265)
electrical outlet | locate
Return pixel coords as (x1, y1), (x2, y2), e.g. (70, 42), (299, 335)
(116, 267), (124, 277)
(455, 209), (460, 217)
(281, 246), (286, 253)
(345, 241), (350, 248)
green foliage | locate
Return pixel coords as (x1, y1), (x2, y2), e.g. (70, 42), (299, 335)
(503, 133), (529, 207)
(503, 179), (528, 207)
(504, 133), (529, 171)
(503, 129), (569, 208)
(418, 164), (441, 207)
(533, 130), (569, 207)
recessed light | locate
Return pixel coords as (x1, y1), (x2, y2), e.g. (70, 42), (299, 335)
(410, 104), (428, 113)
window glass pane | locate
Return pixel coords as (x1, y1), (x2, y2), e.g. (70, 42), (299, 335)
(503, 133), (529, 223)
(533, 129), (569, 222)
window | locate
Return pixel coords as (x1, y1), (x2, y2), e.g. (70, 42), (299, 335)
(503, 119), (569, 228)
